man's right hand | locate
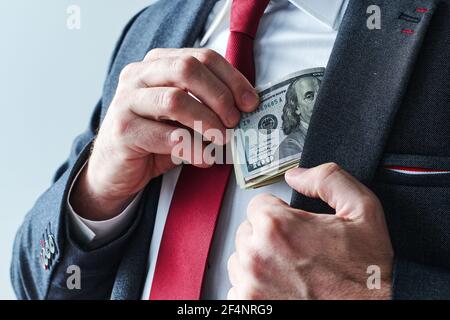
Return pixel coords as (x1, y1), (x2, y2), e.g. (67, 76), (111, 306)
(71, 48), (259, 220)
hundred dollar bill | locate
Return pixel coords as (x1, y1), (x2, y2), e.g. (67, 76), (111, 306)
(232, 68), (325, 189)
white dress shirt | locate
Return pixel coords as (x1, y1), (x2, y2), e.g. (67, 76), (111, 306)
(68, 0), (348, 300)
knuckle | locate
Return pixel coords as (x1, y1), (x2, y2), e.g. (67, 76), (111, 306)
(131, 89), (146, 110)
(235, 228), (247, 251)
(321, 162), (342, 178)
(215, 87), (234, 109)
(247, 193), (285, 218)
(119, 62), (140, 82)
(227, 254), (235, 272)
(247, 195), (261, 210)
(248, 193), (277, 209)
(173, 56), (200, 79)
(144, 48), (162, 61)
(196, 48), (219, 65)
(109, 112), (132, 139)
(161, 88), (185, 114)
(227, 253), (241, 278)
(260, 210), (284, 240)
(111, 89), (129, 110)
(236, 221), (249, 239)
(316, 162), (342, 193)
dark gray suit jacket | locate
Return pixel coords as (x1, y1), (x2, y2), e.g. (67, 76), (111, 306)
(11, 0), (450, 299)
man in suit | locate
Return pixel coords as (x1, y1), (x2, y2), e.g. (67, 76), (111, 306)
(11, 0), (450, 299)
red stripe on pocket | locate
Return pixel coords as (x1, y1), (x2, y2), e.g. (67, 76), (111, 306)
(385, 165), (450, 173)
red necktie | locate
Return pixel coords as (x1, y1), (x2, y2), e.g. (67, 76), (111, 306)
(149, 0), (270, 300)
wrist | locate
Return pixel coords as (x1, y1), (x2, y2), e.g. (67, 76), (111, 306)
(365, 278), (392, 300)
(70, 161), (135, 221)
(361, 265), (392, 300)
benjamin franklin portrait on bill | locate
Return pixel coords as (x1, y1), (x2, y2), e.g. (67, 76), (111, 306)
(276, 75), (321, 160)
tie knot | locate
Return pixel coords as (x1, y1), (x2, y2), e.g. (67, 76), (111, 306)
(230, 0), (270, 39)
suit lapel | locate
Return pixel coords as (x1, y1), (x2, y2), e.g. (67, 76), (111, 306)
(290, 0), (438, 212)
(107, 0), (218, 299)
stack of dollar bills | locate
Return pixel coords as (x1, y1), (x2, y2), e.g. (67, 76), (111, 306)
(232, 68), (325, 189)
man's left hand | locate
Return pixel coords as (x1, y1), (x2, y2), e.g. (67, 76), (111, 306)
(228, 163), (394, 300)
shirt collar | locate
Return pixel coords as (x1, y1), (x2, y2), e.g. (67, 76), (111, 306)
(289, 0), (346, 30)
(199, 0), (347, 47)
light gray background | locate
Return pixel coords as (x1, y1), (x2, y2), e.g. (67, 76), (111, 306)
(0, 0), (155, 299)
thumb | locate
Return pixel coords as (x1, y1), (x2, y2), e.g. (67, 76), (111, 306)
(285, 163), (382, 220)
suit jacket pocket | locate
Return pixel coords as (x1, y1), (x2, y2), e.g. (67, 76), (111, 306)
(375, 153), (450, 187)
(372, 153), (450, 268)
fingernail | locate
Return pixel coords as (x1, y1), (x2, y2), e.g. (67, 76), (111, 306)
(242, 90), (259, 110)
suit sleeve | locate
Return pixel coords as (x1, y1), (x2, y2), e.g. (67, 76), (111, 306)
(392, 257), (450, 299)
(10, 8), (148, 300)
